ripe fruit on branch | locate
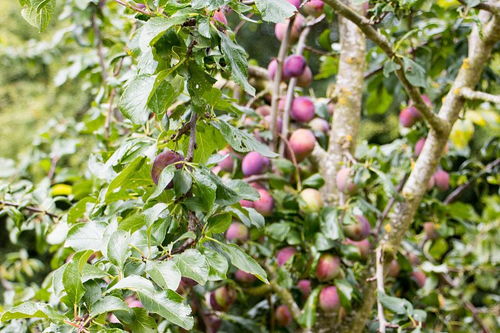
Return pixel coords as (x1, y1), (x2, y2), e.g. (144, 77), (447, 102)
(399, 106), (421, 127)
(287, 0), (301, 9)
(242, 152), (270, 176)
(315, 254), (341, 281)
(276, 247), (297, 266)
(297, 279), (312, 298)
(234, 269), (257, 284)
(336, 167), (357, 194)
(239, 199), (254, 208)
(299, 188), (323, 213)
(433, 169), (450, 191)
(262, 115), (283, 133)
(343, 215), (371, 241)
(423, 222), (439, 240)
(274, 15), (304, 42)
(284, 55), (307, 78)
(275, 305), (292, 327)
(303, 0), (325, 17)
(414, 138), (426, 156)
(291, 96), (315, 123)
(297, 66), (313, 87)
(387, 260), (400, 278)
(345, 238), (370, 259)
(253, 188), (274, 216)
(151, 150), (184, 185)
(225, 222), (249, 242)
(210, 286), (237, 311)
(205, 314), (222, 333)
(319, 286), (340, 312)
(309, 117), (329, 133)
(411, 270), (427, 288)
(212, 10), (228, 25)
(256, 105), (271, 116)
(289, 128), (316, 162)
(217, 148), (233, 172)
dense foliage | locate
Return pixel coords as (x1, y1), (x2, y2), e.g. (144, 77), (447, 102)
(0, 1), (498, 332)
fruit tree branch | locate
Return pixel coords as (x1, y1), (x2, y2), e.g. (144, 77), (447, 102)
(458, 87), (500, 104)
(322, 0), (449, 134)
(186, 111), (198, 162)
(269, 281), (302, 322)
(270, 17), (294, 150)
(375, 246), (387, 333)
(383, 12), (500, 248)
(0, 200), (59, 219)
(113, 0), (151, 16)
(458, 0), (500, 16)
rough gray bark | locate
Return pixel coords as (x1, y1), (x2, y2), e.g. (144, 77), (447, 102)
(319, 1), (366, 204)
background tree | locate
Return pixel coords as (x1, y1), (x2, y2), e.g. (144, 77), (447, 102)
(0, 1), (499, 333)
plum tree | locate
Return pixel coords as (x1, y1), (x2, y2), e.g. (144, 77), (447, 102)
(3, 1), (498, 333)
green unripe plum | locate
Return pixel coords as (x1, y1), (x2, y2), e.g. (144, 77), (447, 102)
(299, 188), (323, 213)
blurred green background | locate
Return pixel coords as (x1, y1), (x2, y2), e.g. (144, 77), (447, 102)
(0, 2), (88, 159)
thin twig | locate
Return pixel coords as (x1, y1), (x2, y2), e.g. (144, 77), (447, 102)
(375, 246), (387, 333)
(279, 134), (302, 191)
(457, 0), (500, 16)
(91, 9), (108, 82)
(270, 17), (294, 150)
(186, 111), (198, 162)
(375, 173), (409, 236)
(47, 156), (60, 181)
(0, 200), (59, 219)
(459, 88), (500, 104)
(444, 158), (500, 204)
(113, 0), (151, 15)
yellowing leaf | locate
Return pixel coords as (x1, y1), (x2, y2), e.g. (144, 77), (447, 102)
(51, 184), (72, 196)
(436, 0), (460, 9)
(450, 119), (474, 149)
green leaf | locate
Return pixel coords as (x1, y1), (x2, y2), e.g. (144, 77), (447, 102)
(402, 57), (427, 88)
(255, 0), (296, 23)
(213, 241), (268, 283)
(298, 287), (320, 328)
(146, 261), (181, 291)
(108, 275), (194, 330)
(379, 293), (413, 315)
(206, 213), (232, 234)
(302, 174), (325, 189)
(321, 207), (342, 240)
(173, 169), (192, 196)
(65, 221), (107, 252)
(191, 0), (230, 10)
(119, 75), (156, 124)
(150, 164), (176, 199)
(211, 119), (278, 157)
(1, 302), (55, 321)
(335, 279), (353, 310)
(265, 222), (291, 241)
(217, 31), (255, 96)
(21, 0), (55, 32)
(106, 157), (149, 202)
(203, 248), (228, 281)
(172, 249), (209, 285)
(90, 296), (129, 318)
(107, 230), (130, 269)
(62, 261), (86, 307)
(140, 15), (189, 50)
